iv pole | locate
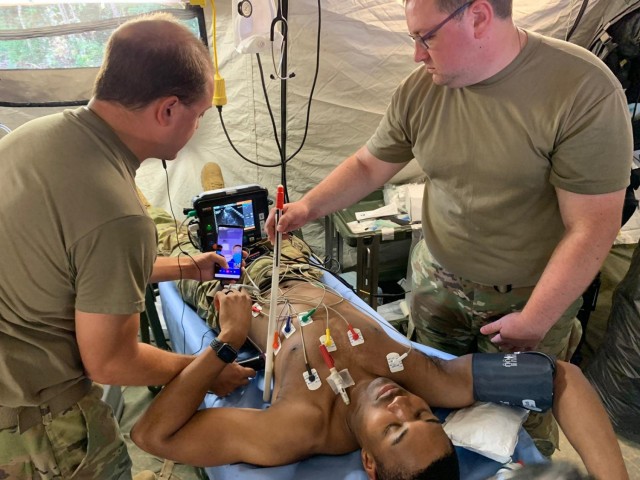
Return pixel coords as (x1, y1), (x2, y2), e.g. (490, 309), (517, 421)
(280, 0), (289, 196)
(263, 0), (290, 401)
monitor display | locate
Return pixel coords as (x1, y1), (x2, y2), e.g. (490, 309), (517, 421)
(213, 199), (255, 230)
(192, 184), (269, 252)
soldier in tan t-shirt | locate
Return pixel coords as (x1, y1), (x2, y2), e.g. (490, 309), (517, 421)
(266, 0), (632, 456)
(0, 13), (254, 479)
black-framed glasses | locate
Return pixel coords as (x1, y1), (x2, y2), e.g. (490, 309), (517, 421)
(408, 1), (474, 50)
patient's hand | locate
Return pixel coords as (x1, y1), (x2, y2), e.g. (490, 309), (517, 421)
(208, 362), (256, 397)
(210, 289), (254, 396)
(214, 289), (252, 349)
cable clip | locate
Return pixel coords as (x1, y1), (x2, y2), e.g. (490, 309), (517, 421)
(251, 303), (263, 317)
(387, 352), (408, 373)
(348, 326), (364, 346)
(298, 310), (314, 326)
(320, 328), (336, 351)
(272, 332), (282, 356)
(282, 316), (296, 338)
(303, 367), (322, 391)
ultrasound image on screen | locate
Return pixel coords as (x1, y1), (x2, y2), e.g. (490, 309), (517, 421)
(214, 200), (254, 230)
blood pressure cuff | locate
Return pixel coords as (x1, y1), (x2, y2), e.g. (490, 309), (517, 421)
(472, 352), (556, 412)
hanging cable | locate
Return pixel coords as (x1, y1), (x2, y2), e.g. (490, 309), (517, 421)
(565, 0), (589, 42)
(256, 53), (284, 157)
(216, 0), (323, 200)
(217, 109), (283, 167)
(213, 53), (285, 168)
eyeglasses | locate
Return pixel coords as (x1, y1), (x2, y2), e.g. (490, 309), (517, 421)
(408, 1), (474, 50)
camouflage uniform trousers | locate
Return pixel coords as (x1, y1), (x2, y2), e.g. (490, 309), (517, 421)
(0, 385), (131, 479)
(410, 240), (583, 457)
(151, 206), (322, 329)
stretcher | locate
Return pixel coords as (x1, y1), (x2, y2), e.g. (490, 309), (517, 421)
(158, 272), (546, 480)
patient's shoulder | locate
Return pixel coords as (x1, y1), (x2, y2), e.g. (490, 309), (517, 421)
(269, 395), (358, 456)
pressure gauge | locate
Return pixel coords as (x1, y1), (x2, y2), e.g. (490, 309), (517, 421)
(238, 0), (252, 17)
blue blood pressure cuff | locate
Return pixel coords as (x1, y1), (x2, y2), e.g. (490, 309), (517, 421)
(472, 352), (556, 412)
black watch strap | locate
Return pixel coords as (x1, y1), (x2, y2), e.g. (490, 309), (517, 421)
(209, 338), (238, 364)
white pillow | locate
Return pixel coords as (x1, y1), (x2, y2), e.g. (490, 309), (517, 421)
(442, 402), (529, 464)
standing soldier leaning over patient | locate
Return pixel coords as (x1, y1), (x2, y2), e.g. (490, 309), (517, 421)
(0, 15), (253, 479)
(266, 0), (633, 456)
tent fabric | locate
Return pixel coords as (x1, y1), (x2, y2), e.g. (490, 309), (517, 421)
(514, 0), (640, 48)
(0, 6), (199, 103)
(0, 69), (95, 103)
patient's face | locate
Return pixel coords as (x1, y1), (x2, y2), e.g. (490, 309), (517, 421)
(351, 378), (453, 473)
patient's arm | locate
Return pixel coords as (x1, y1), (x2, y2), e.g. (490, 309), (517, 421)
(400, 352), (627, 478)
(132, 339), (324, 467)
(132, 289), (319, 467)
(395, 352), (475, 409)
(553, 361), (629, 479)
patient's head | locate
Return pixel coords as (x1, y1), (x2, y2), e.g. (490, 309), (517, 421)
(349, 378), (460, 480)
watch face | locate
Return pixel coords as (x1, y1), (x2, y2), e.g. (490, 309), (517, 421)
(211, 338), (238, 363)
(238, 0), (252, 17)
(218, 343), (238, 363)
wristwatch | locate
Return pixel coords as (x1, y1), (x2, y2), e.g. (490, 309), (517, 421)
(209, 338), (238, 364)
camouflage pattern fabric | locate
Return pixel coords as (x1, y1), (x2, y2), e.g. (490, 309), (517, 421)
(149, 206), (188, 258)
(0, 385), (131, 479)
(410, 240), (583, 456)
(151, 207), (322, 329)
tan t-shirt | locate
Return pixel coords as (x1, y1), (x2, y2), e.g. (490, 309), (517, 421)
(0, 107), (157, 406)
(367, 31), (632, 286)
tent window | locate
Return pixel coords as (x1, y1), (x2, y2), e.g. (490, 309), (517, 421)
(1, 30), (112, 69)
(0, 3), (200, 70)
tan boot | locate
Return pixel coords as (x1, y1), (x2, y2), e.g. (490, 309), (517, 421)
(132, 470), (157, 480)
(136, 186), (152, 209)
(201, 162), (225, 191)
